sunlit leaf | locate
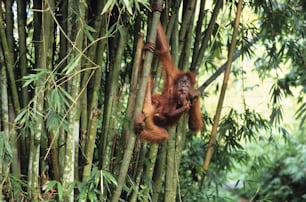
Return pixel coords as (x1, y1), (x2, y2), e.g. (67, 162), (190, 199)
(103, 170), (117, 186)
(57, 182), (63, 200)
(101, 0), (116, 15)
(122, 0), (133, 15)
(43, 180), (57, 193)
(63, 54), (82, 74)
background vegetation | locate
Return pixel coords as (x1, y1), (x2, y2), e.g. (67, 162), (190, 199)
(0, 0), (305, 201)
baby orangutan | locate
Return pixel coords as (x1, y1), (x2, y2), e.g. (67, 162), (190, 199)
(134, 77), (169, 143)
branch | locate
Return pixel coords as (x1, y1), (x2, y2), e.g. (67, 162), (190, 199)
(197, 36), (259, 93)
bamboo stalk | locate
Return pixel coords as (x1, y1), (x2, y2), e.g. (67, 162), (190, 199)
(28, 0), (55, 201)
(0, 5), (21, 113)
(130, 145), (147, 202)
(178, 0), (196, 60)
(110, 1), (163, 201)
(191, 0), (223, 72)
(192, 0), (206, 64)
(101, 27), (128, 171)
(152, 144), (167, 202)
(141, 145), (159, 202)
(0, 48), (9, 202)
(203, 0), (243, 171)
(164, 128), (176, 202)
(17, 0), (29, 106)
(62, 0), (85, 200)
(82, 0), (108, 182)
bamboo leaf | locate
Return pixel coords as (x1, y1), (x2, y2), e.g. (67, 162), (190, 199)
(106, 23), (117, 37)
(14, 108), (28, 124)
(122, 0), (133, 15)
(57, 182), (63, 201)
(58, 86), (74, 104)
(43, 180), (57, 194)
(50, 88), (62, 112)
(63, 54), (82, 74)
(84, 24), (97, 42)
(22, 68), (48, 87)
(103, 170), (117, 186)
(101, 0), (116, 14)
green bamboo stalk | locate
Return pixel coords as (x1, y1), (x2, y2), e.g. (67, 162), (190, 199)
(17, 0), (29, 106)
(192, 0), (206, 68)
(129, 145), (147, 202)
(171, 21), (179, 65)
(179, 11), (195, 70)
(114, 33), (144, 178)
(82, 10), (108, 182)
(116, 34), (144, 201)
(165, 16), (179, 202)
(164, 0), (182, 41)
(142, 145), (159, 202)
(80, 0), (107, 154)
(173, 115), (189, 200)
(58, 0), (68, 67)
(28, 1), (55, 201)
(173, 11), (197, 196)
(191, 0), (223, 72)
(8, 109), (21, 201)
(0, 49), (9, 202)
(27, 0), (40, 198)
(17, 0), (30, 178)
(152, 144), (167, 202)
(101, 27), (128, 171)
(178, 0), (196, 60)
(121, 33), (144, 145)
(62, 0), (85, 201)
(164, 128), (176, 202)
(0, 5), (21, 113)
(5, 0), (14, 58)
(111, 1), (163, 200)
(203, 0), (243, 171)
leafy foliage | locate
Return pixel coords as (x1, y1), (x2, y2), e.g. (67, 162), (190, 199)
(0, 0), (305, 201)
(179, 108), (269, 201)
(231, 127), (306, 201)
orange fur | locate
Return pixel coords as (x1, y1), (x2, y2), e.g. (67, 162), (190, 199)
(154, 22), (203, 132)
(133, 21), (203, 144)
(134, 77), (169, 143)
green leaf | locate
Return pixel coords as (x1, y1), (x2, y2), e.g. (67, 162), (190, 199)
(15, 108), (28, 124)
(122, 0), (133, 15)
(22, 68), (48, 87)
(50, 88), (62, 112)
(63, 54), (82, 74)
(58, 86), (73, 105)
(84, 24), (96, 42)
(57, 182), (63, 200)
(43, 180), (57, 194)
(103, 170), (117, 186)
(88, 191), (97, 202)
(101, 0), (116, 15)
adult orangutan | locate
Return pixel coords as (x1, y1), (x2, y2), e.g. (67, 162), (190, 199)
(134, 22), (203, 143)
(152, 22), (203, 132)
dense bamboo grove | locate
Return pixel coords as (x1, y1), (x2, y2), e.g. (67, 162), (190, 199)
(0, 0), (305, 201)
